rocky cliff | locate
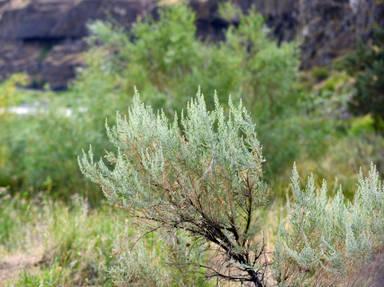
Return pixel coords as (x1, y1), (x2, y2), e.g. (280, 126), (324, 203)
(0, 0), (383, 89)
(0, 0), (157, 90)
(193, 0), (383, 68)
(299, 0), (382, 68)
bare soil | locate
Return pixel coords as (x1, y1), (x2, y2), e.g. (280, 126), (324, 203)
(0, 249), (43, 286)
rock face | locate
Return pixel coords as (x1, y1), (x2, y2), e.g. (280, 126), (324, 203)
(191, 0), (300, 42)
(0, 0), (383, 89)
(298, 0), (383, 68)
(0, 0), (157, 90)
(192, 0), (383, 68)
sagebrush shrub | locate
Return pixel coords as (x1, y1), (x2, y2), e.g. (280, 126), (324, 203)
(79, 91), (270, 286)
(274, 164), (384, 286)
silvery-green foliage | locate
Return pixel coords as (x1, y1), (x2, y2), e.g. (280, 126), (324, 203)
(79, 90), (268, 285)
(274, 164), (384, 286)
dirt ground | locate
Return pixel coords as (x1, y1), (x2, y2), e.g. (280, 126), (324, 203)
(0, 249), (43, 286)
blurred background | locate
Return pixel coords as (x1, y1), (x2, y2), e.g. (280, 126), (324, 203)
(0, 0), (382, 89)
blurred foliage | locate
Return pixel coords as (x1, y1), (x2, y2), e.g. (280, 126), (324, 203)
(308, 71), (354, 120)
(343, 26), (384, 131)
(0, 2), (381, 205)
(87, 3), (299, 112)
(0, 190), (35, 250)
(0, 3), (312, 201)
(0, 74), (29, 109)
(349, 114), (375, 136)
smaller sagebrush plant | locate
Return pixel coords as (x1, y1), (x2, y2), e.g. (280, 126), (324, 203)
(79, 90), (270, 286)
(274, 164), (384, 286)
